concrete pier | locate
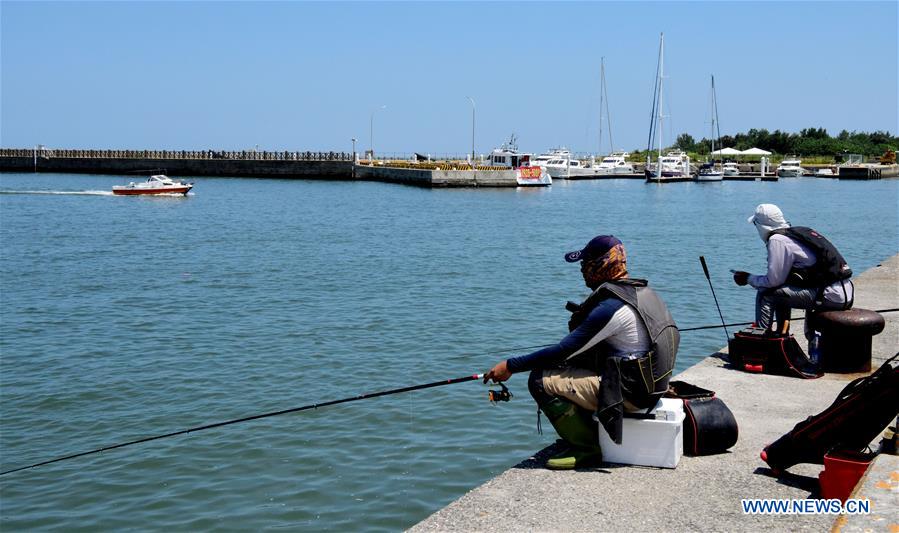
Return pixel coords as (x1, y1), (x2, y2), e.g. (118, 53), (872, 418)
(410, 255), (898, 532)
(354, 164), (519, 187)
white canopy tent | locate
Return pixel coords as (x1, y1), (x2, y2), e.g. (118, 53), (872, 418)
(740, 147), (772, 156)
(711, 147), (742, 156)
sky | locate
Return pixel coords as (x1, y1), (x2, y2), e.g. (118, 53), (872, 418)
(1, 1), (897, 156)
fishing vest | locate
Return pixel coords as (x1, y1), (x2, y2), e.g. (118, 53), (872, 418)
(771, 227), (852, 289)
(568, 279), (680, 399)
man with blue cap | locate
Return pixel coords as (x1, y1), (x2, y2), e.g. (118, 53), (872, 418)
(484, 235), (679, 469)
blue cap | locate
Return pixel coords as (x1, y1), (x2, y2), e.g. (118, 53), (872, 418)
(564, 235), (622, 263)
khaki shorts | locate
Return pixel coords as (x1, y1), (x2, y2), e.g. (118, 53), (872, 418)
(541, 367), (601, 411)
(541, 367), (640, 412)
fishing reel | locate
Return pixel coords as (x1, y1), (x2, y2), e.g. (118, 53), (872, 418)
(487, 383), (512, 404)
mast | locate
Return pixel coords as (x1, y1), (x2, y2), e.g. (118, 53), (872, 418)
(599, 57), (614, 155)
(599, 58), (604, 156)
(709, 75), (716, 158)
(657, 33), (664, 180)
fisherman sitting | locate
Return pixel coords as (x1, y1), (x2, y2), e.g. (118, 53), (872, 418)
(484, 235), (679, 469)
(733, 204), (854, 354)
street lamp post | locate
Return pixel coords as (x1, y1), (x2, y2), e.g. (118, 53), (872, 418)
(370, 105), (387, 160)
(465, 96), (476, 163)
(351, 138), (357, 178)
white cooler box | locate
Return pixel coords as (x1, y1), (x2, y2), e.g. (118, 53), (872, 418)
(597, 397), (685, 468)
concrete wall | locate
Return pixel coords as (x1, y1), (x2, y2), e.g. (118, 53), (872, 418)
(354, 165), (518, 187)
(0, 156), (353, 178)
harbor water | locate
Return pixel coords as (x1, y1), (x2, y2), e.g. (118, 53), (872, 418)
(1, 173), (897, 531)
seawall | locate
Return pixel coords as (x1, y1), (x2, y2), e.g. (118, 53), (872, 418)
(410, 255), (899, 532)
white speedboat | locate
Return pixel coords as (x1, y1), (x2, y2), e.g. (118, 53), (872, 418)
(722, 162), (740, 177)
(596, 152), (635, 175)
(488, 135), (551, 186)
(815, 167), (836, 177)
(776, 157), (803, 178)
(112, 174), (193, 196)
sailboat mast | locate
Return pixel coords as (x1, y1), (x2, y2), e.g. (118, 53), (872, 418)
(598, 58), (604, 156)
(713, 75), (721, 145)
(657, 33), (664, 179)
(710, 75), (716, 156)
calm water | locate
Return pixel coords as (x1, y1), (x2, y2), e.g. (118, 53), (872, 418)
(1, 173), (896, 531)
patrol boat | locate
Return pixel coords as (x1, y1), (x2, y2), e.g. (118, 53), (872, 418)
(487, 135), (552, 186)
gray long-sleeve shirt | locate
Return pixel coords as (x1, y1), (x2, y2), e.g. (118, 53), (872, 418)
(748, 233), (853, 304)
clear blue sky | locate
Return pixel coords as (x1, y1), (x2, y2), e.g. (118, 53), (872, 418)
(2, 1), (896, 156)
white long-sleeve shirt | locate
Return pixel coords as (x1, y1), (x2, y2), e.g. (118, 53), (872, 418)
(748, 233), (853, 305)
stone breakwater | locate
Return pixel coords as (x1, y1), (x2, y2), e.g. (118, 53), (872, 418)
(0, 148), (353, 179)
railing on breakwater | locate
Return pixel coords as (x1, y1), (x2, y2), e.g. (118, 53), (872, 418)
(0, 148), (352, 161)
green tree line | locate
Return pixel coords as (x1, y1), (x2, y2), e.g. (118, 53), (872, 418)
(668, 128), (897, 158)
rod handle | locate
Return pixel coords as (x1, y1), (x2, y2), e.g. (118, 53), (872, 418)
(699, 255), (710, 280)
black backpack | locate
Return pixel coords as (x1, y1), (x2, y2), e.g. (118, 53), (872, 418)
(761, 353), (899, 473)
(772, 226), (852, 288)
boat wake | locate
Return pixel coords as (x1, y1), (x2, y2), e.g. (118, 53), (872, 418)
(0, 190), (115, 196)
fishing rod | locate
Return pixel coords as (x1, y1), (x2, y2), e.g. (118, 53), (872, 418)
(699, 255), (730, 341)
(462, 308), (899, 358)
(0, 373), (511, 477)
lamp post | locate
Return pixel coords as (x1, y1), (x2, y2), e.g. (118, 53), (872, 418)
(465, 96), (476, 163)
(351, 138), (357, 178)
(370, 105), (387, 160)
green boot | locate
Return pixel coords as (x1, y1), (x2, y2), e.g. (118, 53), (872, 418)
(541, 398), (603, 470)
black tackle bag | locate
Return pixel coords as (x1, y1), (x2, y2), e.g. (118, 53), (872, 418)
(666, 381), (738, 456)
(761, 353), (899, 473)
(727, 327), (821, 379)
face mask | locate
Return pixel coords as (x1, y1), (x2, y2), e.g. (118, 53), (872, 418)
(755, 221), (771, 242)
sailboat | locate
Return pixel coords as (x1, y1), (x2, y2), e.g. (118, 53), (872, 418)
(696, 75), (724, 182)
(645, 33), (691, 183)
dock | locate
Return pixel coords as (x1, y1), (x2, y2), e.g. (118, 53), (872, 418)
(2, 149), (897, 187)
(410, 255), (899, 532)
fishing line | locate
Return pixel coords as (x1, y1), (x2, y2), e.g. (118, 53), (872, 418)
(450, 308), (899, 360)
(5, 308), (896, 477)
(0, 373), (499, 477)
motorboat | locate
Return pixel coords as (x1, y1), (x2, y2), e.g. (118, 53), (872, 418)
(112, 174), (193, 195)
(815, 167), (836, 177)
(488, 135), (551, 186)
(532, 148), (571, 168)
(722, 162), (740, 177)
(545, 157), (586, 179)
(776, 157), (804, 178)
(596, 152), (635, 175)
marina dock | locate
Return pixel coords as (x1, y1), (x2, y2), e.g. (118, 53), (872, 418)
(410, 255), (899, 532)
(0, 148), (899, 188)
(2, 149), (897, 187)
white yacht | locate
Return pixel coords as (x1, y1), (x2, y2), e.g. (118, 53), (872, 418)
(722, 162), (740, 177)
(596, 152), (635, 175)
(777, 157), (804, 178)
(532, 148), (571, 168)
